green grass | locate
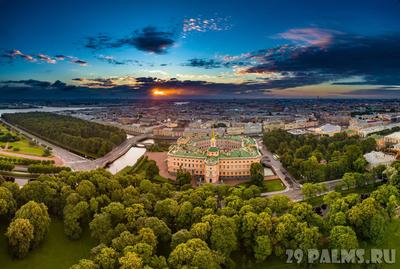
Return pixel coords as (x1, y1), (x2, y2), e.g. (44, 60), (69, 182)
(0, 124), (46, 157)
(264, 179), (285, 192)
(359, 218), (400, 269)
(0, 219), (96, 269)
(1, 139), (46, 156)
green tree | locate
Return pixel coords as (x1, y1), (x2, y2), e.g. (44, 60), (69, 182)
(136, 217), (171, 242)
(70, 259), (99, 269)
(176, 169), (192, 187)
(301, 183), (327, 200)
(0, 186), (17, 217)
(342, 173), (357, 190)
(329, 226), (358, 250)
(119, 252), (143, 269)
(76, 180), (97, 200)
(14, 201), (50, 247)
(168, 238), (223, 269)
(5, 218), (34, 258)
(154, 198), (179, 225)
(347, 198), (386, 243)
(171, 229), (192, 249)
(353, 157), (368, 173)
(253, 235), (272, 262)
(94, 247), (118, 269)
(176, 201), (193, 229)
(210, 216), (238, 256)
(190, 222), (211, 242)
(250, 162), (264, 187)
(145, 160), (159, 180)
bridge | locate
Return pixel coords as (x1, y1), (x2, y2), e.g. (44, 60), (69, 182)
(71, 134), (153, 171)
(0, 118), (154, 171)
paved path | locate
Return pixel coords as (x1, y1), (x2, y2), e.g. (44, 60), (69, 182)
(1, 118), (152, 171)
(0, 119), (86, 166)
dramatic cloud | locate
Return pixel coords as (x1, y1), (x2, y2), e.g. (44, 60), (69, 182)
(278, 28), (340, 47)
(85, 26), (176, 54)
(179, 29), (400, 90)
(125, 27), (175, 54)
(1, 79), (52, 87)
(183, 16), (231, 35)
(0, 79), (76, 90)
(70, 75), (300, 97)
(344, 87), (400, 97)
(240, 30), (400, 87)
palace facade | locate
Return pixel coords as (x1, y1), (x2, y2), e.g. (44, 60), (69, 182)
(167, 131), (262, 183)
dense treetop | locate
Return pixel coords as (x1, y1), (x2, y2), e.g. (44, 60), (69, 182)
(1, 158), (397, 268)
(2, 112), (126, 158)
(263, 130), (376, 182)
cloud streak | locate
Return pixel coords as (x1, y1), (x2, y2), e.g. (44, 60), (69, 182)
(1, 49), (88, 66)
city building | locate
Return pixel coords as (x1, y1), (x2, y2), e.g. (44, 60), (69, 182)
(313, 124), (341, 136)
(167, 130), (262, 183)
(363, 151), (396, 169)
(384, 131), (400, 145)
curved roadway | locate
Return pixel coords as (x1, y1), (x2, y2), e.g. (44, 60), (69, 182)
(1, 118), (152, 171)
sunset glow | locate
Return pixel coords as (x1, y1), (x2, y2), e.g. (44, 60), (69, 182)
(151, 88), (182, 97)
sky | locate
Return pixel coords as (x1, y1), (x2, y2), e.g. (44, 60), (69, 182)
(1, 0), (400, 99)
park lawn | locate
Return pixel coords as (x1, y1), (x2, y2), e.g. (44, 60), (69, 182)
(0, 123), (47, 157)
(1, 139), (46, 156)
(359, 218), (400, 269)
(0, 219), (96, 269)
(264, 179), (285, 192)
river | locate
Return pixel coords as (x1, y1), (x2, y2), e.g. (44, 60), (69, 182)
(107, 147), (146, 174)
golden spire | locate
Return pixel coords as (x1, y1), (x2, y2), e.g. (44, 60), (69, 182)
(210, 128), (216, 147)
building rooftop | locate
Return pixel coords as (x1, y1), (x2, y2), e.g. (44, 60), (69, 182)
(318, 123), (341, 133)
(363, 151), (396, 165)
(385, 131), (400, 140)
(208, 146), (219, 152)
(168, 134), (261, 159)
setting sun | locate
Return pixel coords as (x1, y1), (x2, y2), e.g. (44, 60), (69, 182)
(152, 89), (167, 96)
(151, 88), (183, 97)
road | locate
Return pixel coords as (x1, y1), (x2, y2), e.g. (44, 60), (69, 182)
(0, 119), (86, 165)
(1, 118), (152, 171)
(257, 138), (301, 189)
(261, 178), (343, 202)
(71, 134), (152, 171)
(256, 138), (345, 201)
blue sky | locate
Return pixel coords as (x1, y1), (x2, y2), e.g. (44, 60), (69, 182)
(1, 0), (400, 99)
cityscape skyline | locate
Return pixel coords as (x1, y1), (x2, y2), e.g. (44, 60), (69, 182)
(1, 0), (400, 99)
